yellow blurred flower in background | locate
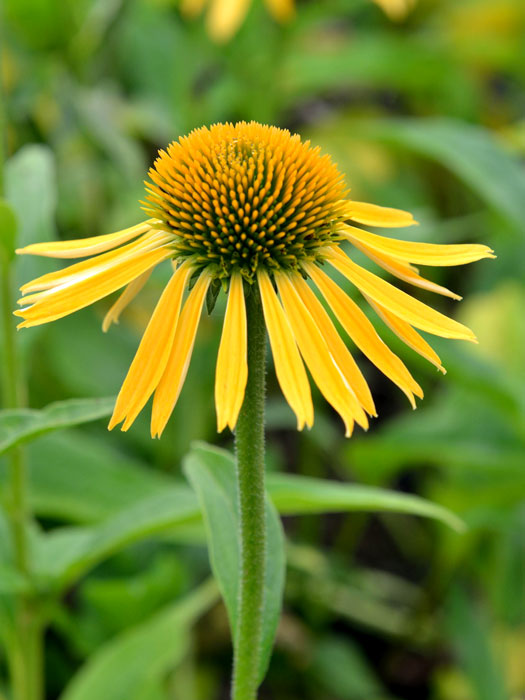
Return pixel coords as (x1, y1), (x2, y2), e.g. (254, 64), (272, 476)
(372, 0), (417, 21)
(181, 0), (417, 41)
(180, 0), (294, 41)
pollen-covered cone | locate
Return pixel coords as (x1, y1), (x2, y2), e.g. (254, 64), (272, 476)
(15, 121), (494, 438)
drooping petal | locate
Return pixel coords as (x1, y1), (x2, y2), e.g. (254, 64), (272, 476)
(365, 295), (445, 373)
(150, 271), (212, 438)
(15, 246), (173, 328)
(258, 270), (313, 430)
(16, 221), (155, 259)
(108, 262), (194, 432)
(19, 230), (173, 294)
(293, 273), (376, 419)
(327, 247), (477, 341)
(344, 201), (417, 228)
(215, 273), (248, 432)
(102, 270), (152, 333)
(350, 238), (462, 300)
(340, 223), (495, 266)
(306, 262), (422, 407)
(275, 272), (363, 437)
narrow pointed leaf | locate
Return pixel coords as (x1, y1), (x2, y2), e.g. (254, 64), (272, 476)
(266, 473), (465, 532)
(183, 442), (286, 683)
(60, 581), (218, 700)
(356, 117), (525, 229)
(35, 488), (201, 589)
(0, 398), (116, 455)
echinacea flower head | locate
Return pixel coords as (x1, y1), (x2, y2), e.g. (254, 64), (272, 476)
(16, 122), (494, 438)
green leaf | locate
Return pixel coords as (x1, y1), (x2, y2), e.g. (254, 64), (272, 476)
(34, 488), (201, 589)
(287, 544), (419, 637)
(81, 554), (188, 634)
(5, 144), (57, 289)
(0, 565), (30, 593)
(183, 442), (286, 683)
(11, 430), (462, 593)
(12, 423), (463, 539)
(266, 473), (465, 532)
(445, 586), (508, 700)
(74, 87), (146, 181)
(0, 199), (18, 261)
(0, 398), (116, 456)
(206, 278), (222, 314)
(355, 117), (525, 230)
(345, 385), (525, 489)
(59, 580), (218, 700)
(17, 431), (175, 523)
(284, 34), (462, 102)
(308, 635), (390, 700)
(30, 463), (463, 590)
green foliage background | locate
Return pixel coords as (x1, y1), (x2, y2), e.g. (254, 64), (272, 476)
(1, 0), (525, 698)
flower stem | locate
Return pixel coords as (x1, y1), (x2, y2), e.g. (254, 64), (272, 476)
(232, 286), (267, 700)
(0, 54), (42, 699)
(1, 253), (43, 700)
(1, 260), (28, 561)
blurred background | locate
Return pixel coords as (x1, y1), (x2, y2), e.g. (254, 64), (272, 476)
(2, 0), (525, 698)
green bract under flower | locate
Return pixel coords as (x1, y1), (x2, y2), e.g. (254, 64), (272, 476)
(144, 122), (348, 280)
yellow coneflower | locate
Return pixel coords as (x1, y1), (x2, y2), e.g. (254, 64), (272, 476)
(180, 0), (294, 42)
(181, 0), (416, 42)
(15, 121), (493, 438)
(372, 0), (417, 22)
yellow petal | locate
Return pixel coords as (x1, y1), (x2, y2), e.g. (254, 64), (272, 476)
(150, 271), (211, 438)
(19, 230), (173, 294)
(275, 272), (363, 437)
(327, 247), (477, 341)
(109, 262), (193, 432)
(102, 270), (152, 333)
(341, 223), (495, 266)
(293, 273), (376, 419)
(344, 201), (417, 228)
(372, 0), (415, 21)
(215, 273), (248, 432)
(258, 270), (313, 430)
(365, 295), (445, 373)
(351, 238), (462, 300)
(207, 0), (250, 41)
(16, 220), (155, 259)
(265, 0), (294, 22)
(307, 262), (422, 407)
(16, 247), (173, 328)
(180, 0), (207, 18)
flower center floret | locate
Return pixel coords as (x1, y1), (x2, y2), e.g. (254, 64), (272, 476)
(144, 121), (348, 280)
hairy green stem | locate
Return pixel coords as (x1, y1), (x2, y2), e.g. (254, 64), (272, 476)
(232, 286), (267, 700)
(1, 254), (43, 700)
(1, 260), (28, 565)
(1, 57), (42, 698)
